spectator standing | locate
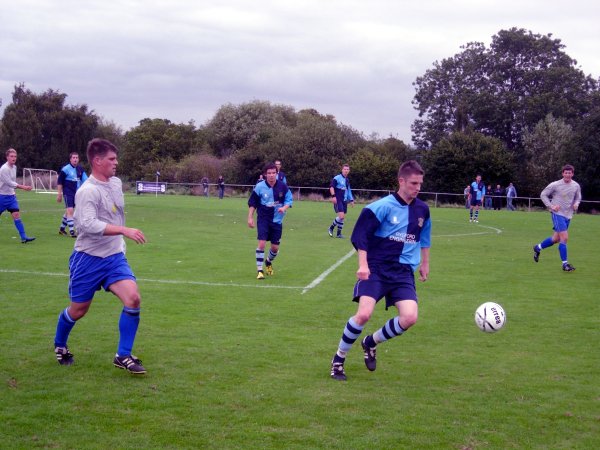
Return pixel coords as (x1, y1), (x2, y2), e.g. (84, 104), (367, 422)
(506, 183), (517, 211)
(484, 184), (493, 210)
(201, 176), (209, 197)
(493, 184), (504, 210)
(217, 175), (225, 199)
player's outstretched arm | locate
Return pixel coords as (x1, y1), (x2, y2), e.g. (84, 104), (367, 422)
(104, 224), (146, 244)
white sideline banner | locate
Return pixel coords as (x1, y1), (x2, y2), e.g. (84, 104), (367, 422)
(136, 181), (167, 194)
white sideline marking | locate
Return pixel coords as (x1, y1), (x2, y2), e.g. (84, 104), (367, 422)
(0, 269), (304, 290)
(301, 249), (355, 295)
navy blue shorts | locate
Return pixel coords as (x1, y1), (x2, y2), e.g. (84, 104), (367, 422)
(353, 272), (417, 309)
(68, 251), (136, 303)
(470, 199), (482, 207)
(256, 217), (283, 244)
(334, 201), (348, 214)
(0, 194), (20, 214)
(63, 194), (76, 208)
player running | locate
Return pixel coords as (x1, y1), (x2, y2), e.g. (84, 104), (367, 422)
(327, 164), (354, 238)
(57, 151), (88, 237)
(532, 164), (582, 272)
(330, 160), (431, 381)
(53, 138), (147, 374)
(468, 174), (485, 223)
(248, 162), (293, 279)
(0, 148), (36, 243)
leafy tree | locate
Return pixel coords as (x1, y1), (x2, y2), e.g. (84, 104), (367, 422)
(412, 28), (597, 153)
(205, 100), (297, 157)
(571, 106), (600, 202)
(249, 110), (365, 188)
(121, 118), (202, 180)
(0, 83), (98, 170)
(95, 117), (124, 150)
(347, 148), (398, 193)
(422, 131), (514, 194)
(522, 114), (574, 196)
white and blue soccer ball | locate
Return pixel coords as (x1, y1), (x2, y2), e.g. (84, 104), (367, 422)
(475, 302), (506, 333)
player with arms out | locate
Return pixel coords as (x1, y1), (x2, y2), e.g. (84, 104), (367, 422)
(327, 164), (354, 238)
(57, 151), (88, 237)
(330, 160), (431, 381)
(0, 148), (36, 243)
(248, 162), (293, 279)
(468, 174), (485, 223)
(53, 138), (148, 374)
(532, 164), (581, 272)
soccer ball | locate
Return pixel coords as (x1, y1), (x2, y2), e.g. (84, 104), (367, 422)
(474, 302), (506, 333)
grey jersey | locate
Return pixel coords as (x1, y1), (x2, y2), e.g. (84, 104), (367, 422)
(73, 175), (126, 257)
(540, 179), (582, 220)
(0, 162), (18, 195)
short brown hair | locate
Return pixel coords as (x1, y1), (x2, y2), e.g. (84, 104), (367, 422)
(562, 164), (574, 173)
(86, 138), (118, 164)
(398, 160), (424, 179)
(5, 148), (17, 157)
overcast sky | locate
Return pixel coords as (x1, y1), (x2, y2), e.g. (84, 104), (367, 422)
(1, 0), (599, 144)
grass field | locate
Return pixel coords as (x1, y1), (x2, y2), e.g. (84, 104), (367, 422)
(1, 191), (599, 449)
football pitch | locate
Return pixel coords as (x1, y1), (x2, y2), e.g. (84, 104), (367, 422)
(1, 191), (599, 449)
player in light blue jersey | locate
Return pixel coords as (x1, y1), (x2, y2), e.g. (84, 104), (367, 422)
(532, 164), (581, 272)
(248, 162), (293, 279)
(274, 159), (287, 184)
(330, 160), (431, 381)
(57, 151), (88, 237)
(327, 164), (354, 238)
(469, 174), (485, 222)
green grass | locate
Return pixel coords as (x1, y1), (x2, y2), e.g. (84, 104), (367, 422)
(1, 191), (599, 449)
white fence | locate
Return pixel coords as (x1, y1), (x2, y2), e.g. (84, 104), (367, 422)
(129, 180), (600, 213)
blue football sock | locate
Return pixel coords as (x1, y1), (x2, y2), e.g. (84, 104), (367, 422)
(337, 317), (363, 356)
(540, 237), (554, 250)
(117, 307), (140, 356)
(255, 249), (265, 271)
(54, 308), (76, 348)
(373, 317), (405, 344)
(558, 242), (568, 262)
(14, 218), (27, 239)
(268, 249), (278, 262)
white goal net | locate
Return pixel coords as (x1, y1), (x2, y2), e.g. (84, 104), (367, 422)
(22, 168), (59, 193)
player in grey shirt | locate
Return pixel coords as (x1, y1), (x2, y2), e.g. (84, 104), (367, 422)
(0, 148), (36, 243)
(53, 138), (148, 374)
(532, 164), (582, 272)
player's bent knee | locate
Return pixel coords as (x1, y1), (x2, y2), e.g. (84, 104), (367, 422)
(400, 313), (418, 329)
(354, 311), (372, 326)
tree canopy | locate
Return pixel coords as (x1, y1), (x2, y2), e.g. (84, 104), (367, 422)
(0, 83), (98, 171)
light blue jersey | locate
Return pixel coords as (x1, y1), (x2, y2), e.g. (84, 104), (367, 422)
(248, 180), (293, 224)
(351, 193), (431, 277)
(331, 174), (354, 203)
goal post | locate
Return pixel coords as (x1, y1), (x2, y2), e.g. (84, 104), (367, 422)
(22, 168), (59, 193)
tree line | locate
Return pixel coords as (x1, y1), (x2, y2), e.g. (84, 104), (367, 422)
(1, 28), (599, 201)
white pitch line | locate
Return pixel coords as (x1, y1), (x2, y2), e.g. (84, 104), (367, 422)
(0, 269), (304, 290)
(301, 249), (356, 295)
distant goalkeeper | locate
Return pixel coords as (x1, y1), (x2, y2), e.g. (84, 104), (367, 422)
(57, 151), (88, 237)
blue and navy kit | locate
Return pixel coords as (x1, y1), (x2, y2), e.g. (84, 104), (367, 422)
(470, 181), (485, 201)
(331, 174), (354, 203)
(248, 180), (293, 224)
(58, 163), (88, 197)
(351, 193), (431, 279)
(277, 171), (287, 185)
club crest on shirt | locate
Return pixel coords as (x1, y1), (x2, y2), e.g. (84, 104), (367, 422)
(418, 217), (424, 228)
(391, 215), (399, 224)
